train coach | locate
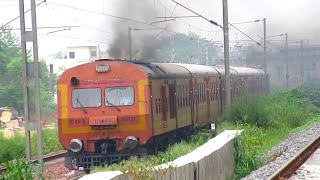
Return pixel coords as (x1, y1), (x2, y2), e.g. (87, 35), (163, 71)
(57, 59), (268, 171)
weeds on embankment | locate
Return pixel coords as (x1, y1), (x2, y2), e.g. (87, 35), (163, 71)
(220, 88), (320, 179)
(92, 130), (212, 179)
(0, 128), (63, 164)
(0, 160), (42, 180)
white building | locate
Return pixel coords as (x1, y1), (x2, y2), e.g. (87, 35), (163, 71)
(46, 45), (100, 76)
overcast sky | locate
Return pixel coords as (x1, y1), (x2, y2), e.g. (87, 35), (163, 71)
(0, 0), (319, 56)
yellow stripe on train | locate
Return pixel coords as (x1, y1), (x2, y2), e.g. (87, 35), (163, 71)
(59, 79), (148, 134)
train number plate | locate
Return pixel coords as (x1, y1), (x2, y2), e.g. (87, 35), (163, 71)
(89, 116), (117, 126)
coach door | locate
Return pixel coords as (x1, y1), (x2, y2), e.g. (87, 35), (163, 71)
(168, 82), (177, 129)
(193, 79), (199, 125)
(205, 78), (210, 123)
(161, 85), (168, 129)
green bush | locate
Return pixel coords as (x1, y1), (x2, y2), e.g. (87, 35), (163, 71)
(92, 130), (212, 175)
(0, 160), (41, 180)
(234, 124), (266, 179)
(223, 91), (318, 129)
(223, 89), (320, 179)
(0, 128), (63, 164)
(296, 81), (320, 107)
(0, 134), (25, 164)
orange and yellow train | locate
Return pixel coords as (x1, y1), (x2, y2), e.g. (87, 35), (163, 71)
(57, 59), (268, 171)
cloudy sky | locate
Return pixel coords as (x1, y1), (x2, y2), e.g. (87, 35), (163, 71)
(0, 0), (319, 56)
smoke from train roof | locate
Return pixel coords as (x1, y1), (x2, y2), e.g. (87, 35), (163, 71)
(108, 0), (169, 61)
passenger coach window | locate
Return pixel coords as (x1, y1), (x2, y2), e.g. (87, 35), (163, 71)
(72, 88), (101, 108)
(105, 86), (134, 106)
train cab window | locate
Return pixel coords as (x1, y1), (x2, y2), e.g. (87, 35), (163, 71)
(72, 88), (101, 108)
(105, 86), (134, 106)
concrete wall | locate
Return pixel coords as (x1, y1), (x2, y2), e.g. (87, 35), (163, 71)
(80, 130), (242, 180)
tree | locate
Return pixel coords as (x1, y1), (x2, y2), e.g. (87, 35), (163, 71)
(0, 26), (56, 116)
(156, 32), (221, 64)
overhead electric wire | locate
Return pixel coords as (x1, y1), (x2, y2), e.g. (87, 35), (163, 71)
(0, 25), (80, 31)
(229, 23), (262, 47)
(71, 18), (113, 36)
(46, 0), (205, 44)
(46, 1), (183, 36)
(0, 0), (46, 29)
(157, 0), (222, 33)
(41, 34), (112, 45)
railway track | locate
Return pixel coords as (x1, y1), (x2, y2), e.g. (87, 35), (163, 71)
(268, 134), (320, 180)
(0, 150), (67, 173)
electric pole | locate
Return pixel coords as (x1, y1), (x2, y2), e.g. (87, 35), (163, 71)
(19, 0), (43, 172)
(300, 40), (304, 84)
(222, 0), (231, 107)
(285, 33), (289, 88)
(128, 27), (132, 60)
(263, 18), (267, 74)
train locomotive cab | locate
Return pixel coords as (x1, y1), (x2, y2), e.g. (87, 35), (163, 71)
(57, 60), (151, 170)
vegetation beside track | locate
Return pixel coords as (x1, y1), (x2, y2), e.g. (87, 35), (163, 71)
(0, 128), (63, 164)
(219, 86), (320, 179)
(92, 130), (212, 178)
(0, 160), (40, 180)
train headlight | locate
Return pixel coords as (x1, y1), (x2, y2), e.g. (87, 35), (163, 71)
(125, 136), (138, 150)
(70, 139), (82, 152)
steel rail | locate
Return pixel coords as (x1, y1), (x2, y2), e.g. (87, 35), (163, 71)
(0, 150), (67, 173)
(268, 134), (320, 180)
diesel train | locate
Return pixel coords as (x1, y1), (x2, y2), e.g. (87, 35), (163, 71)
(57, 59), (268, 171)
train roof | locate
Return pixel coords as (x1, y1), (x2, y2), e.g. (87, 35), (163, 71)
(170, 63), (219, 77)
(142, 63), (191, 78)
(91, 59), (264, 78)
(131, 62), (220, 78)
(210, 66), (237, 75)
(231, 66), (264, 75)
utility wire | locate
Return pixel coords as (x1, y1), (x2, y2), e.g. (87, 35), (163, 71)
(171, 0), (222, 28)
(48, 2), (156, 28)
(72, 19), (113, 35)
(0, 0), (46, 29)
(229, 23), (262, 47)
(46, 1), (185, 37)
(0, 25), (80, 31)
(41, 34), (112, 45)
(157, 0), (222, 32)
(48, 2), (179, 34)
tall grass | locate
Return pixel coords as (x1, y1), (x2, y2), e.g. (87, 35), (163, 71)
(295, 81), (320, 107)
(0, 160), (41, 180)
(221, 90), (320, 179)
(224, 91), (318, 129)
(0, 128), (63, 164)
(92, 130), (212, 177)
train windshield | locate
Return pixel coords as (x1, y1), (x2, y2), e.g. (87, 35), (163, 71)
(72, 88), (102, 108)
(105, 86), (134, 106)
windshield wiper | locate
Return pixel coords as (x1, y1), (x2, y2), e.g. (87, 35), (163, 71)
(106, 100), (121, 112)
(76, 95), (88, 114)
